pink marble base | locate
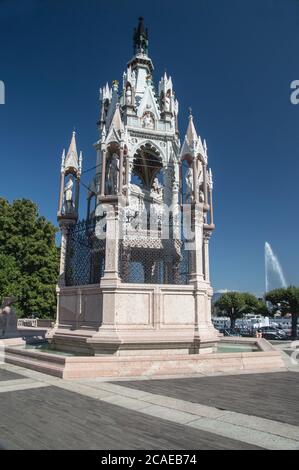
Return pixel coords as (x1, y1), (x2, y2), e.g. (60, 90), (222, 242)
(3, 338), (286, 379)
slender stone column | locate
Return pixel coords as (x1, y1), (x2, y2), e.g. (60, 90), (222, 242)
(58, 171), (65, 215)
(203, 163), (208, 204)
(203, 230), (212, 283)
(209, 187), (214, 225)
(75, 178), (80, 215)
(100, 150), (107, 196)
(102, 205), (120, 281)
(188, 203), (204, 284)
(179, 162), (183, 205)
(192, 158), (198, 203)
(58, 224), (68, 286)
(125, 154), (131, 196)
(94, 204), (121, 350)
(54, 288), (60, 329)
(118, 147), (124, 194)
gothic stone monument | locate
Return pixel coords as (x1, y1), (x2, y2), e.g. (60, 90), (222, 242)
(48, 18), (219, 356)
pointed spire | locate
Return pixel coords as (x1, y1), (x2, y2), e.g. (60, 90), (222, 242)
(110, 103), (124, 132)
(186, 111), (198, 145)
(68, 130), (78, 155)
(208, 168), (213, 190)
(133, 17), (149, 55)
(60, 149), (66, 172)
(64, 131), (80, 173)
(180, 110), (202, 159)
(103, 82), (110, 100)
(106, 104), (124, 144)
(79, 151), (83, 175)
(203, 138), (208, 163)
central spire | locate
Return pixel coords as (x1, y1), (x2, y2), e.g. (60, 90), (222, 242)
(133, 16), (149, 55)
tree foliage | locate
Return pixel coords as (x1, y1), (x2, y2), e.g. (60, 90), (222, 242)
(214, 291), (268, 329)
(0, 198), (59, 318)
(266, 286), (299, 339)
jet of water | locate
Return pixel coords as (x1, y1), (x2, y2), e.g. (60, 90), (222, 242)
(265, 242), (287, 293)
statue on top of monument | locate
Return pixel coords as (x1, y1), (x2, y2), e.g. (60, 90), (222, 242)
(142, 112), (155, 129)
(162, 90), (171, 113)
(106, 153), (119, 195)
(152, 176), (163, 198)
(185, 167), (193, 203)
(125, 85), (132, 106)
(64, 177), (74, 213)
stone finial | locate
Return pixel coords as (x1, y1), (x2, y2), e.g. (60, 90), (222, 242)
(63, 131), (82, 176)
(186, 112), (198, 145)
(133, 17), (149, 55)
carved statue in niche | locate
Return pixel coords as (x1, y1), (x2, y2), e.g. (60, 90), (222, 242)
(164, 90), (171, 112)
(152, 177), (163, 199)
(142, 112), (154, 129)
(64, 177), (74, 213)
(161, 90), (171, 113)
(125, 85), (132, 106)
(199, 184), (205, 203)
(106, 153), (119, 194)
(185, 167), (193, 202)
(196, 163), (205, 203)
(103, 99), (109, 119)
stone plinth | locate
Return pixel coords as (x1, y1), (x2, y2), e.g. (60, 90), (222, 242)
(47, 281), (220, 355)
(4, 338), (286, 379)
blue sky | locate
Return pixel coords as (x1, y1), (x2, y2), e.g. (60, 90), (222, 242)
(0, 0), (298, 295)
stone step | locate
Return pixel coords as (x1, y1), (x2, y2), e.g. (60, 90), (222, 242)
(5, 346), (66, 363)
(4, 350), (65, 378)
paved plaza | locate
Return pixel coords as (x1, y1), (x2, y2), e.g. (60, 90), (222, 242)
(0, 360), (298, 450)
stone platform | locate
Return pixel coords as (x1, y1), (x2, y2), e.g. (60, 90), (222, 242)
(0, 363), (298, 449)
(3, 337), (285, 379)
(48, 282), (220, 356)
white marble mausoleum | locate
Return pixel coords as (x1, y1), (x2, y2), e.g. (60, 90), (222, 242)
(48, 17), (219, 356)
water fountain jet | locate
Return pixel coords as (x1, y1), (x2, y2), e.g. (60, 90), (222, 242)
(265, 242), (287, 294)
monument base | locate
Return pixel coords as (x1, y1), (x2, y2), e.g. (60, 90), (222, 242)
(3, 338), (286, 379)
(47, 282), (220, 356)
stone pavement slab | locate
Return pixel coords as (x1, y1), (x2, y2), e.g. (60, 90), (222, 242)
(1, 363), (299, 450)
(117, 371), (299, 426)
(0, 378), (49, 393)
(0, 385), (260, 450)
(189, 417), (299, 450)
(0, 368), (26, 381)
(84, 381), (299, 449)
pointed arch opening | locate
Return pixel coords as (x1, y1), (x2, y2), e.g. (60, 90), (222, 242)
(130, 142), (163, 192)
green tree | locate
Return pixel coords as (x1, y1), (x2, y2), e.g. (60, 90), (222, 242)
(0, 198), (59, 317)
(0, 253), (22, 306)
(266, 286), (299, 339)
(214, 291), (268, 330)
